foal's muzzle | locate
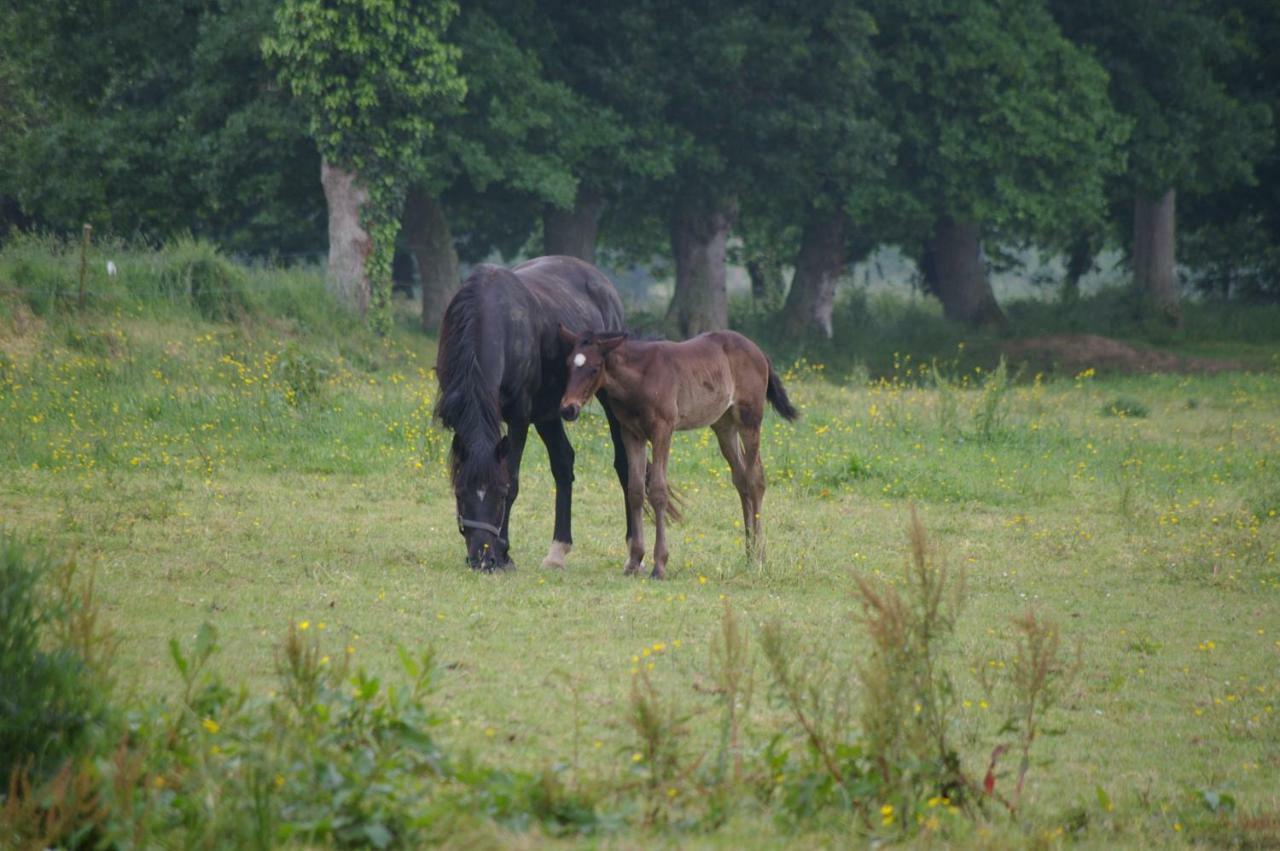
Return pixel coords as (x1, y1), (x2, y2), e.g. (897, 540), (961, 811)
(560, 402), (581, 421)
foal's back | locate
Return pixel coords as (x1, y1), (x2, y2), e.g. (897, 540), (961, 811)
(636, 331), (770, 431)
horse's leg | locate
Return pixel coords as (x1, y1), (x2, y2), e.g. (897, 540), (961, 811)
(597, 390), (634, 544)
(535, 418), (575, 569)
(622, 430), (648, 576)
(712, 418), (755, 557)
(501, 421), (530, 568)
(648, 426), (673, 580)
(739, 424), (767, 564)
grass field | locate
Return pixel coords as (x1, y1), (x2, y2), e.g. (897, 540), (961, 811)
(2, 240), (1279, 846)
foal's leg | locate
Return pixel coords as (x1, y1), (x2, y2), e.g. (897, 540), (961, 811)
(622, 431), (649, 576)
(712, 418), (756, 558)
(648, 426), (674, 580)
(597, 391), (634, 543)
(535, 418), (575, 569)
(739, 424), (767, 563)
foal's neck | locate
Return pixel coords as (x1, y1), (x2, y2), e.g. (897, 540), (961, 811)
(601, 340), (647, 400)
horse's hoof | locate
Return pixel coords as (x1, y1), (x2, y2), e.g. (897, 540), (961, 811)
(541, 540), (571, 570)
(649, 567), (666, 580)
(623, 562), (642, 576)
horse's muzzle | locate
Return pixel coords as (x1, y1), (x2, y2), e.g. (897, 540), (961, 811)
(560, 403), (581, 421)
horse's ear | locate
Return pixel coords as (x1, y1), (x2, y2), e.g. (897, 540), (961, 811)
(557, 324), (578, 348)
(599, 335), (626, 355)
(494, 435), (510, 463)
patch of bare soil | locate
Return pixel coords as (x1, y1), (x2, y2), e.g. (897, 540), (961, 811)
(1001, 334), (1243, 375)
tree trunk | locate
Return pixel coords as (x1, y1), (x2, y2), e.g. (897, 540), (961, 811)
(1061, 233), (1098, 304)
(1133, 189), (1182, 326)
(923, 218), (1004, 325)
(402, 186), (458, 333)
(666, 193), (738, 336)
(543, 186), (604, 263)
(782, 209), (847, 338)
(321, 159), (372, 316)
(746, 255), (784, 306)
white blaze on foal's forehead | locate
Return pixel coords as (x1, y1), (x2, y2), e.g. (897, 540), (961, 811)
(573, 353), (586, 367)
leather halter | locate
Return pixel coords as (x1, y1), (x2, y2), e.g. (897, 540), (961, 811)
(457, 498), (509, 548)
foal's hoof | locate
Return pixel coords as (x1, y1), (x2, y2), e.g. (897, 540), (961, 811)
(649, 567), (666, 581)
(541, 540), (571, 570)
(623, 562), (643, 577)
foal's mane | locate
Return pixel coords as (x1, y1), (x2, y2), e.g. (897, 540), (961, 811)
(435, 280), (503, 488)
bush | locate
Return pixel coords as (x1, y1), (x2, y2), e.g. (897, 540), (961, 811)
(0, 533), (114, 786)
(1100, 397), (1149, 418)
(153, 238), (252, 321)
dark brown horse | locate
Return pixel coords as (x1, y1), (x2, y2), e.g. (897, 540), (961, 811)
(435, 256), (632, 571)
(557, 328), (798, 578)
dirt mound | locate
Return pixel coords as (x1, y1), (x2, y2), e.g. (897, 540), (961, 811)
(1001, 334), (1242, 375)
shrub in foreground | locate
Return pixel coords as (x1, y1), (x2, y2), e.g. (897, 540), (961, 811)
(0, 534), (114, 787)
(2, 513), (1086, 846)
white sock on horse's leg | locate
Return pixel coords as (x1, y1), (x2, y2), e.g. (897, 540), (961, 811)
(542, 540), (572, 569)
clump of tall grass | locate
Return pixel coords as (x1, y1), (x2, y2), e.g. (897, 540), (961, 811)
(747, 507), (1079, 838)
(976, 610), (1080, 817)
(0, 233), (360, 338)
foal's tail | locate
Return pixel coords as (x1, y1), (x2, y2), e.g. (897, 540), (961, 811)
(766, 362), (800, 421)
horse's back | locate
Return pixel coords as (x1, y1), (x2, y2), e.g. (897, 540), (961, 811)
(512, 255), (625, 331)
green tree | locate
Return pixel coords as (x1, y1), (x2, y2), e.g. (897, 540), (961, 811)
(870, 0), (1126, 325)
(265, 0), (465, 327)
(729, 1), (890, 339)
(521, 1), (676, 265)
(1180, 0), (1280, 301)
(1053, 0), (1272, 323)
(403, 3), (610, 331)
(1, 0), (324, 256)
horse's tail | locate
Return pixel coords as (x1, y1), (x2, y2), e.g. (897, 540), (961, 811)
(766, 362), (800, 421)
(644, 460), (685, 524)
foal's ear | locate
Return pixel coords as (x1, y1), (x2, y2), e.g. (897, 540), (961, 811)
(599, 335), (626, 355)
(557, 324), (579, 348)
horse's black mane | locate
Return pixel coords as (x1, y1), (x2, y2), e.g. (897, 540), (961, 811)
(435, 279), (503, 489)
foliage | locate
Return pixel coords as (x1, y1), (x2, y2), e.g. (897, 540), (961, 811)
(2, 243), (1279, 847)
(977, 610), (1081, 816)
(0, 533), (114, 788)
(1181, 0), (1280, 303)
(265, 0), (467, 329)
(868, 0), (1128, 245)
(1, 233), (252, 321)
(1, 0), (325, 256)
(853, 507), (967, 814)
(1054, 0), (1271, 198)
(1100, 397), (1149, 419)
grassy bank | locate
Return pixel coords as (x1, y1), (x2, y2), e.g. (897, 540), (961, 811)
(2, 239), (1279, 846)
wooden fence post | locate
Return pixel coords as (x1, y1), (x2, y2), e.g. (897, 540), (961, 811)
(78, 223), (93, 308)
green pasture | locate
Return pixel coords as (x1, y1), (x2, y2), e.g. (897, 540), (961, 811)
(1, 246), (1278, 846)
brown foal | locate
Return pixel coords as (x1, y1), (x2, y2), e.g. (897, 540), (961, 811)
(558, 327), (798, 579)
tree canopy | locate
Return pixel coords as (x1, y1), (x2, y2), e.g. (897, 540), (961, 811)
(2, 0), (1276, 329)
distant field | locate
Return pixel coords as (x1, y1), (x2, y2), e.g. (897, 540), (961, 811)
(1, 248), (1278, 846)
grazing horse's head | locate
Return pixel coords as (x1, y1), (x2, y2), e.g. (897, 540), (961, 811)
(558, 326), (625, 421)
(450, 434), (513, 571)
